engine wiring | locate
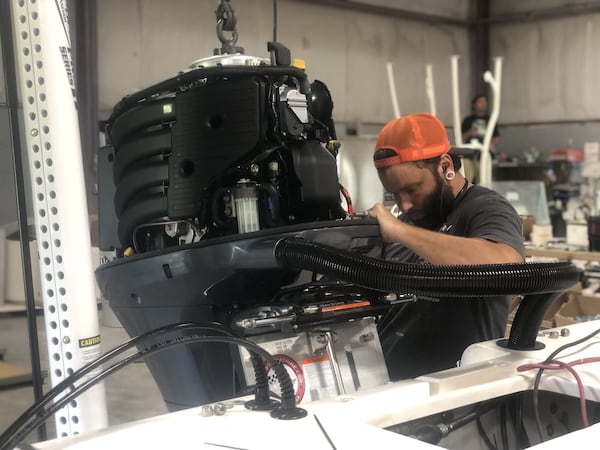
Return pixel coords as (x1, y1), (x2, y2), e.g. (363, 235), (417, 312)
(518, 356), (600, 429)
(408, 327), (600, 448)
(510, 395), (530, 449)
(339, 184), (355, 216)
(9, 334), (277, 447)
(131, 219), (203, 253)
(475, 396), (529, 450)
(1, 323), (237, 448)
(476, 414), (498, 450)
(401, 399), (503, 447)
(0, 323), (295, 450)
(517, 325), (600, 442)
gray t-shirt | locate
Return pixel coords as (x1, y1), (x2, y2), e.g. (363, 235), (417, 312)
(381, 184), (525, 380)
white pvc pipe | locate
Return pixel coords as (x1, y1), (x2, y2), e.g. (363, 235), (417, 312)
(11, 0), (108, 438)
(386, 62), (401, 118)
(450, 55), (463, 146)
(425, 64), (436, 117)
(479, 57), (503, 188)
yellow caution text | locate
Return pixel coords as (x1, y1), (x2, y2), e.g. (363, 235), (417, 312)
(79, 335), (101, 348)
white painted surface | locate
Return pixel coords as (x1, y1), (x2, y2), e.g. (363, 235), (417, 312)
(31, 320), (600, 449)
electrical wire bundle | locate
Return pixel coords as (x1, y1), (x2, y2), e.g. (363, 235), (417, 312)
(402, 326), (600, 448)
(338, 184), (355, 217)
(517, 326), (600, 442)
(0, 322), (303, 450)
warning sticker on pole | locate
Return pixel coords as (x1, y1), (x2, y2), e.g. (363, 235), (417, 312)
(79, 335), (101, 348)
(78, 334), (102, 366)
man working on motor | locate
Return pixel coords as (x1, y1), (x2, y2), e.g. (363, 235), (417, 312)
(367, 113), (525, 380)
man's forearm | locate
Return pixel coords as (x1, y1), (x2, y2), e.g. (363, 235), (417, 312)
(387, 221), (523, 265)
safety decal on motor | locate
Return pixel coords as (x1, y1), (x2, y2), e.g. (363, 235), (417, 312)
(301, 354), (337, 401)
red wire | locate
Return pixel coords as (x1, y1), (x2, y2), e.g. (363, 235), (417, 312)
(517, 358), (600, 428)
(339, 185), (355, 215)
(568, 357), (600, 367)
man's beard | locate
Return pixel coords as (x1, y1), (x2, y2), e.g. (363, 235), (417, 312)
(410, 176), (456, 230)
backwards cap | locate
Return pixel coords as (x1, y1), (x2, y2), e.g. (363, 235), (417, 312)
(374, 113), (451, 169)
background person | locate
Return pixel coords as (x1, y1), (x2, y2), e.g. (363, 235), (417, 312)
(461, 94), (500, 151)
(461, 94), (500, 183)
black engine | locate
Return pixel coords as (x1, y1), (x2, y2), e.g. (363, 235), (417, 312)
(99, 49), (345, 254)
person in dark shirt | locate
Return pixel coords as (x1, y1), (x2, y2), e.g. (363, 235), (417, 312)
(461, 94), (500, 151)
(367, 113), (524, 379)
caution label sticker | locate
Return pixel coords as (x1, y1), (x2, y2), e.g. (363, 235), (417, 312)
(79, 335), (101, 348)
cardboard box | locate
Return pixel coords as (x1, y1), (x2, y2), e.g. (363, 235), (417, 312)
(508, 283), (600, 330)
(553, 284), (600, 326)
(544, 291), (573, 322)
(507, 291), (571, 335)
(0, 362), (31, 388)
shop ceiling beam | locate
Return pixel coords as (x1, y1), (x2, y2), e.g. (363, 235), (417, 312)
(297, 0), (600, 27)
(484, 2), (600, 25)
(295, 0), (469, 28)
(501, 118), (600, 127)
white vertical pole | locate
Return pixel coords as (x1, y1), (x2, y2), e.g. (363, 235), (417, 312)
(425, 64), (436, 117)
(480, 57), (503, 188)
(450, 55), (463, 146)
(386, 62), (401, 118)
(11, 0), (107, 439)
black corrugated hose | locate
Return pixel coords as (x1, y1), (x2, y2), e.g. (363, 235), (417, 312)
(274, 237), (579, 297)
(245, 352), (280, 412)
(274, 237), (581, 350)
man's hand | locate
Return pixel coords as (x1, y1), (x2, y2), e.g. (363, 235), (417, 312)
(367, 203), (402, 242)
(366, 203), (523, 265)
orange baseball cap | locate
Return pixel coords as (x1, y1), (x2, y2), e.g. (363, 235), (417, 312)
(374, 113), (451, 168)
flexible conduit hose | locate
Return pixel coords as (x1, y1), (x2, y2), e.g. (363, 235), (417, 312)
(245, 352), (279, 411)
(274, 237), (581, 350)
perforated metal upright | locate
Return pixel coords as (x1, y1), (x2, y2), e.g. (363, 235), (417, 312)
(10, 0), (107, 438)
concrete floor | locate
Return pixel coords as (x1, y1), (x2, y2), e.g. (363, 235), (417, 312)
(0, 307), (168, 446)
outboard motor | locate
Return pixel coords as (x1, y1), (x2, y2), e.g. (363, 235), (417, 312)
(96, 0), (386, 410)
